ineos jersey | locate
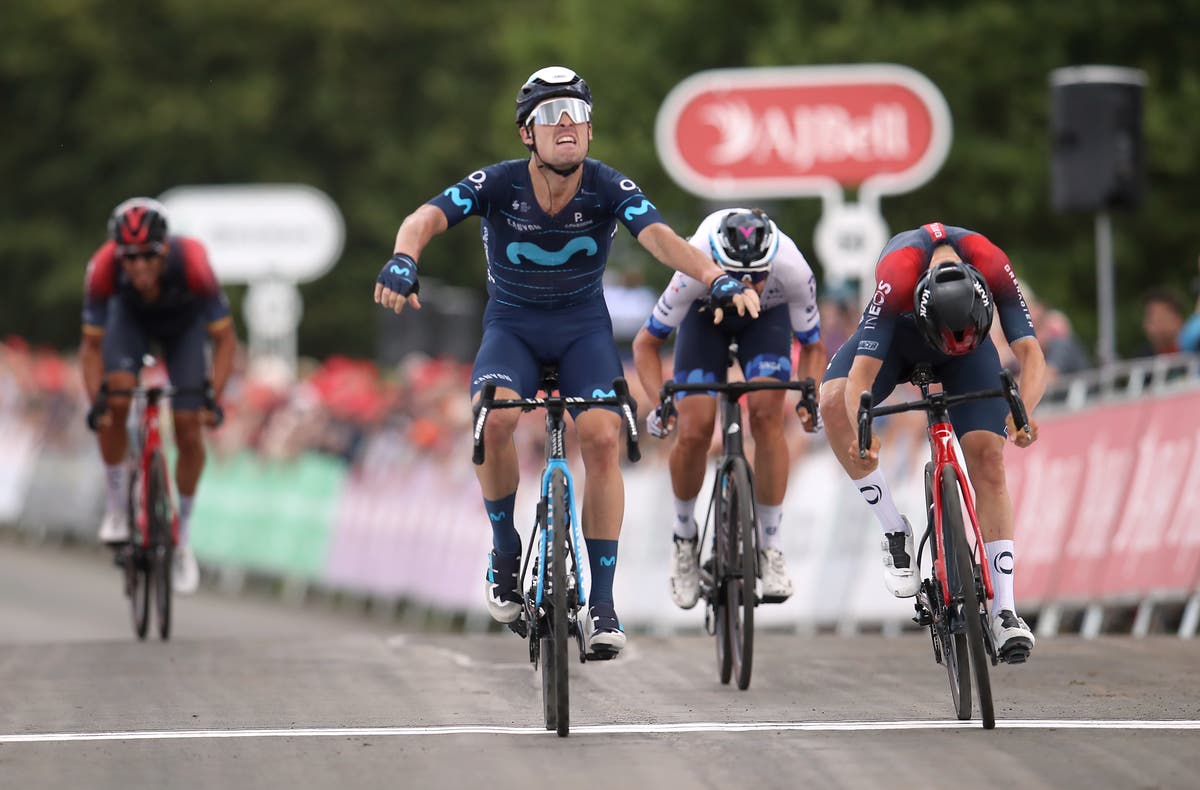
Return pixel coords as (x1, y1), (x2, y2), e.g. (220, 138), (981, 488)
(856, 223), (1034, 360)
(82, 236), (231, 337)
(426, 158), (665, 310)
(643, 210), (821, 344)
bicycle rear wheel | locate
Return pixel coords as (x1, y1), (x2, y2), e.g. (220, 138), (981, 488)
(539, 468), (570, 737)
(125, 466), (150, 640)
(941, 466), (995, 729)
(936, 465), (971, 721)
(148, 452), (173, 641)
(724, 459), (756, 691)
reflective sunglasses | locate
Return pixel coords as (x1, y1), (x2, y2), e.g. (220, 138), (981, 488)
(528, 97), (592, 126)
(118, 244), (165, 261)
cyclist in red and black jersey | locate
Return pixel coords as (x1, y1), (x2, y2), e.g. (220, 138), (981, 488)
(819, 223), (1045, 660)
(80, 197), (237, 594)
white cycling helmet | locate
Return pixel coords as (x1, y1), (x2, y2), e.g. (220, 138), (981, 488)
(709, 208), (779, 273)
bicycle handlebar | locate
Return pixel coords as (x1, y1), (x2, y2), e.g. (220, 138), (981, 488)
(471, 377), (641, 466)
(658, 377), (818, 429)
(856, 371), (1029, 458)
(88, 381), (222, 431)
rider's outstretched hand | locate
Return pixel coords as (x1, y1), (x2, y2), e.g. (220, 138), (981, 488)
(375, 253), (422, 314)
(1005, 414), (1039, 448)
(707, 273), (761, 324)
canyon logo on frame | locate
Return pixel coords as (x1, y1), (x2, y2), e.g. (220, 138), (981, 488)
(654, 64), (952, 199)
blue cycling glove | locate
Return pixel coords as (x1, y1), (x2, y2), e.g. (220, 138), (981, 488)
(377, 253), (420, 296)
(707, 272), (748, 309)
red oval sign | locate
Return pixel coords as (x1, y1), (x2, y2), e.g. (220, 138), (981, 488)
(655, 65), (952, 199)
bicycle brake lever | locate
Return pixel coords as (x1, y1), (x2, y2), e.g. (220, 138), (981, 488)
(857, 391), (874, 458)
(472, 382), (496, 465)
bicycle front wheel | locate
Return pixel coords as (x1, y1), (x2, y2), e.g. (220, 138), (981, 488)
(125, 466), (150, 640)
(540, 468), (570, 737)
(148, 452), (173, 641)
(937, 464), (971, 721)
(723, 458), (756, 691)
(941, 466), (994, 729)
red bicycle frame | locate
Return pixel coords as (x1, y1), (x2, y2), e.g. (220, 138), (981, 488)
(928, 423), (993, 607)
(130, 389), (178, 549)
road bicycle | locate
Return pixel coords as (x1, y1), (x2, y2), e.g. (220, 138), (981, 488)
(92, 377), (219, 641)
(659, 353), (818, 691)
(472, 370), (640, 737)
(857, 364), (1030, 729)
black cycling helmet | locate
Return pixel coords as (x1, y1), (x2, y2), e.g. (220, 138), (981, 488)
(108, 197), (169, 253)
(913, 261), (994, 355)
(710, 208), (779, 273)
(515, 66), (592, 127)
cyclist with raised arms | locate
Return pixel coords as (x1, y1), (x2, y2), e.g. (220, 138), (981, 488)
(818, 222), (1045, 661)
(631, 208), (825, 607)
(373, 66), (759, 657)
(81, 197), (236, 594)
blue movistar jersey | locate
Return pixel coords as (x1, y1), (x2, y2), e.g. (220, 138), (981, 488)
(426, 159), (665, 309)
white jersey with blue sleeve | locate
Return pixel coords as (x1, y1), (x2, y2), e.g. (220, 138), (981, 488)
(643, 210), (821, 344)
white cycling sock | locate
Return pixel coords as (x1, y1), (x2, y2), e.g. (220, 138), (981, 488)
(178, 495), (195, 545)
(673, 496), (698, 539)
(105, 464), (127, 515)
(985, 540), (1016, 614)
(756, 503), (783, 551)
(853, 469), (908, 534)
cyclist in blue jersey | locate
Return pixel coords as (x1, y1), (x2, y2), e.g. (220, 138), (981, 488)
(374, 66), (760, 656)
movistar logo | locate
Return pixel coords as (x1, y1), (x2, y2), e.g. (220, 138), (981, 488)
(505, 237), (597, 266)
(599, 555), (616, 567)
(444, 186), (474, 215)
(591, 388), (615, 398)
(623, 199), (655, 221)
(488, 511), (506, 522)
(390, 263), (411, 276)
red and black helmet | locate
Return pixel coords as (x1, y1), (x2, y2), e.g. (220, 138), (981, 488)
(913, 261), (994, 355)
(108, 197), (169, 254)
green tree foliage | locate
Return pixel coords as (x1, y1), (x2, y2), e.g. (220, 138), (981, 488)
(3, 0), (1198, 360)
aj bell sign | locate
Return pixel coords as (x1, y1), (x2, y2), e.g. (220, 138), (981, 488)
(654, 64), (952, 199)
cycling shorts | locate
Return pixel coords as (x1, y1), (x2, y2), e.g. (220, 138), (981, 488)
(102, 300), (209, 410)
(672, 303), (792, 397)
(824, 321), (1008, 438)
(470, 297), (623, 409)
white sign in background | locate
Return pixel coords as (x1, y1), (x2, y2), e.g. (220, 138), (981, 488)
(159, 184), (345, 283)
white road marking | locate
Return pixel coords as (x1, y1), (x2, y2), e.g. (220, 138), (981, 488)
(4, 720), (1199, 744)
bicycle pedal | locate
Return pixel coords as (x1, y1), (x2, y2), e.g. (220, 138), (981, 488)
(506, 618), (529, 639)
(759, 593), (791, 605)
(586, 646), (620, 662)
(998, 639), (1032, 665)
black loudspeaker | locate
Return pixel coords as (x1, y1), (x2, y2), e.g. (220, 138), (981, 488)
(1050, 67), (1146, 212)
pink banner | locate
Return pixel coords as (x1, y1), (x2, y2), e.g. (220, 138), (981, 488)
(1011, 390), (1200, 604)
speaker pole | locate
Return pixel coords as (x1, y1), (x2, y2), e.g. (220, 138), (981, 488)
(1095, 210), (1116, 369)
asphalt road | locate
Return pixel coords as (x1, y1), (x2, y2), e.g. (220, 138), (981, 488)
(1, 539), (1198, 790)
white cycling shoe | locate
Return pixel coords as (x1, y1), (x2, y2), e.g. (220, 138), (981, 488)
(584, 602), (625, 659)
(172, 544), (200, 594)
(991, 609), (1035, 663)
(98, 509), (130, 544)
(881, 519), (919, 598)
(484, 550), (523, 624)
(669, 536), (700, 610)
(759, 547), (794, 603)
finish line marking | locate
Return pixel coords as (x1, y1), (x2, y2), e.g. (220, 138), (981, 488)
(4, 720), (1200, 743)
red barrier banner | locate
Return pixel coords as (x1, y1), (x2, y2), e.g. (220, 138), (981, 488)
(1009, 389), (1200, 605)
(1100, 390), (1200, 597)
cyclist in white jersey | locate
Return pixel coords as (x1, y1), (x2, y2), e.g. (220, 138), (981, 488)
(632, 208), (825, 607)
